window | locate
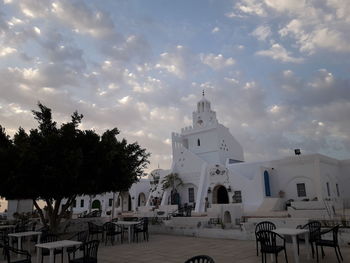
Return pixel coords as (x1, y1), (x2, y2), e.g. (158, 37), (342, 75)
(197, 139), (200, 146)
(233, 191), (242, 203)
(336, 184), (340, 197)
(109, 198), (113, 207)
(80, 199), (84, 208)
(326, 182), (330, 197)
(72, 200), (76, 208)
(297, 183), (306, 197)
(188, 188), (194, 203)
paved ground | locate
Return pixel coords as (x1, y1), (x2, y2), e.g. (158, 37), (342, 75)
(1, 234), (349, 263)
(98, 234), (350, 263)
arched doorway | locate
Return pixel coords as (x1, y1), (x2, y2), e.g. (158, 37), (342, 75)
(128, 195), (132, 211)
(223, 211), (232, 224)
(91, 199), (101, 210)
(212, 185), (229, 204)
(138, 193), (146, 207)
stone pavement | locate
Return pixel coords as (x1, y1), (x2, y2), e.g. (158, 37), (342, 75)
(98, 234), (350, 263)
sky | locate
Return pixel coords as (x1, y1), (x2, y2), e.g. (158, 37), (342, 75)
(0, 0), (350, 173)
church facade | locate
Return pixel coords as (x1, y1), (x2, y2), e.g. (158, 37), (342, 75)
(145, 94), (350, 221)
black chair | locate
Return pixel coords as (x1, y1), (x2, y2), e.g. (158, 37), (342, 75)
(256, 230), (288, 263)
(40, 233), (63, 263)
(133, 218), (149, 243)
(255, 221), (276, 256)
(297, 220), (321, 258)
(184, 255), (215, 263)
(103, 222), (123, 245)
(3, 246), (31, 263)
(316, 225), (343, 263)
(67, 231), (89, 256)
(68, 240), (99, 263)
(87, 222), (104, 241)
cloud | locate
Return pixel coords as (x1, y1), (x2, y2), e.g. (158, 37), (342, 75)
(211, 27), (220, 33)
(0, 46), (16, 56)
(234, 0), (267, 17)
(51, 1), (115, 38)
(252, 25), (271, 41)
(155, 45), (197, 79)
(256, 43), (304, 63)
(200, 53), (235, 70)
(229, 0), (350, 55)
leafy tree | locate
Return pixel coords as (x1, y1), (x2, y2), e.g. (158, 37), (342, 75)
(0, 103), (149, 232)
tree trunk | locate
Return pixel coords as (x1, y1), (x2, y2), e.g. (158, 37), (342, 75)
(33, 196), (76, 234)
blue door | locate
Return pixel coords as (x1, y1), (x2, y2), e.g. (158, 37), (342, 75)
(264, 170), (271, 197)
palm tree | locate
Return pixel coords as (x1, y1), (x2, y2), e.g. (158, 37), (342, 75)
(161, 173), (183, 191)
(161, 173), (183, 205)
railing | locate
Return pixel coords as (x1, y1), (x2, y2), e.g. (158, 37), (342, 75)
(312, 218), (350, 228)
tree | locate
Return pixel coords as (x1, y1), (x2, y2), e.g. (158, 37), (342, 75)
(161, 173), (183, 205)
(161, 173), (183, 191)
(0, 103), (149, 232)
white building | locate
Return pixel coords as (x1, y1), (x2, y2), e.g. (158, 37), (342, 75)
(147, 93), (350, 222)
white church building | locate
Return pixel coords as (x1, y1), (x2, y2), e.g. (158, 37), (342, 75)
(141, 93), (350, 222)
(9, 94), (350, 222)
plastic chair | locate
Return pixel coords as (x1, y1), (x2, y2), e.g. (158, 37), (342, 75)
(88, 222), (104, 241)
(316, 225), (343, 263)
(255, 221), (276, 256)
(184, 255), (215, 263)
(4, 245), (31, 263)
(67, 231), (89, 256)
(133, 218), (149, 242)
(103, 222), (123, 245)
(68, 240), (99, 263)
(297, 220), (321, 258)
(256, 230), (288, 263)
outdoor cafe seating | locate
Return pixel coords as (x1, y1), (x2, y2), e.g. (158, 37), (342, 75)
(256, 230), (288, 263)
(315, 225), (343, 263)
(255, 221), (276, 256)
(67, 240), (99, 263)
(3, 245), (31, 263)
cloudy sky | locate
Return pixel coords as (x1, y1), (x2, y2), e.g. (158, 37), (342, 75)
(1, 0), (350, 172)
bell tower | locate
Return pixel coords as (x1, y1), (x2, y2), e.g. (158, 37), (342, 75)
(192, 91), (218, 128)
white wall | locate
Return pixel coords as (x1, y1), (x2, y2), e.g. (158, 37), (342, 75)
(270, 157), (317, 201)
(339, 159), (350, 207)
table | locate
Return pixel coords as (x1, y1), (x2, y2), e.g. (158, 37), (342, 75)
(8, 231), (42, 255)
(272, 228), (310, 263)
(0, 224), (15, 230)
(113, 221), (140, 243)
(36, 240), (82, 263)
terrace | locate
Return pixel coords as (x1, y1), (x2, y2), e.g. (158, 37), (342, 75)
(98, 234), (350, 263)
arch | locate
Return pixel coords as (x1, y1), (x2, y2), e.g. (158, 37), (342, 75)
(91, 199), (101, 210)
(212, 185), (229, 204)
(223, 211), (231, 224)
(138, 192), (146, 207)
